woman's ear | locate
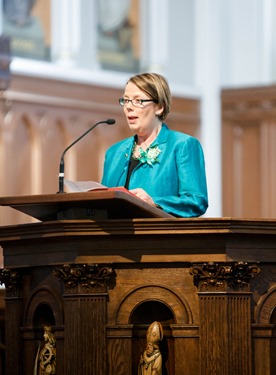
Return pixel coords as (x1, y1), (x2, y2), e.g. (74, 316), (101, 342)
(155, 105), (164, 117)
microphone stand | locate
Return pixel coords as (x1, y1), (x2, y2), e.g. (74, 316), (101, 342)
(57, 119), (116, 193)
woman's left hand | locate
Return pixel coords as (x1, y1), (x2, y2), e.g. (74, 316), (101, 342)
(129, 188), (156, 206)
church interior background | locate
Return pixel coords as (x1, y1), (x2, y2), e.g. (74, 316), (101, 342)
(0, 0), (275, 373)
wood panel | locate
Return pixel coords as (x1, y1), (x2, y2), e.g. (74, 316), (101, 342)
(0, 288), (5, 374)
(0, 217), (275, 374)
(221, 86), (276, 218)
(199, 293), (252, 375)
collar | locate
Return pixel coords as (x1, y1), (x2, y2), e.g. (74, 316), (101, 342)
(134, 123), (169, 148)
(122, 123), (170, 160)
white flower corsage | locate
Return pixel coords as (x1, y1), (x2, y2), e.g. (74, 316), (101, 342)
(135, 145), (162, 165)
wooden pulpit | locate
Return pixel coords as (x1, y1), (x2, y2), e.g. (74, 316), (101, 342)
(0, 192), (275, 375)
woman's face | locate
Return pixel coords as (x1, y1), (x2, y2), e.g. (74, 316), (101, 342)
(123, 81), (162, 137)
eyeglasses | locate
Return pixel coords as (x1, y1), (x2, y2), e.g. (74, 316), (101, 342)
(119, 98), (157, 107)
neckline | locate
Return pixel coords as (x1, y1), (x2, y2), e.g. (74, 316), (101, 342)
(135, 125), (162, 149)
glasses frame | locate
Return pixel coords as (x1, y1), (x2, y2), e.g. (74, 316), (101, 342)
(119, 98), (157, 107)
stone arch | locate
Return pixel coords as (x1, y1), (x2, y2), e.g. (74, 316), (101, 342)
(115, 285), (193, 325)
(254, 285), (276, 324)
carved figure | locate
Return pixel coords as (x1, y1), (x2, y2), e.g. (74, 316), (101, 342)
(138, 321), (163, 375)
(34, 325), (56, 375)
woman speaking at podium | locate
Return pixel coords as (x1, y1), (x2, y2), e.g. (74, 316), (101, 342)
(101, 72), (208, 218)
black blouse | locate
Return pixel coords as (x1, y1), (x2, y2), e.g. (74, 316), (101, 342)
(124, 158), (140, 189)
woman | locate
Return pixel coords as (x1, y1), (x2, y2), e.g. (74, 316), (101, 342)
(101, 72), (208, 217)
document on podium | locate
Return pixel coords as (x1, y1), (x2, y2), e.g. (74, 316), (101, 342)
(64, 179), (107, 192)
(64, 179), (133, 196)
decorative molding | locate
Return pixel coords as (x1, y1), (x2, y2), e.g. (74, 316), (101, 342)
(190, 262), (260, 292)
(0, 268), (22, 297)
(116, 284), (192, 325)
(54, 264), (116, 294)
(254, 285), (276, 324)
(6, 89), (117, 113)
(221, 85), (276, 119)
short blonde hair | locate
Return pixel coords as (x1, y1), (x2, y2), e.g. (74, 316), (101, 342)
(127, 73), (172, 121)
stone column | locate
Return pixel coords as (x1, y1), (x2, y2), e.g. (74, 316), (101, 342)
(190, 262), (260, 375)
(140, 0), (169, 73)
(54, 263), (116, 375)
(51, 0), (98, 69)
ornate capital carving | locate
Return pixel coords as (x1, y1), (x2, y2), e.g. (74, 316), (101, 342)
(0, 268), (22, 297)
(54, 264), (116, 294)
(190, 262), (260, 292)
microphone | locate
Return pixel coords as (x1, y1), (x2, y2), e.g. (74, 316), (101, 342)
(58, 118), (116, 193)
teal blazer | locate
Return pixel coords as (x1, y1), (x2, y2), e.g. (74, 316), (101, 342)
(101, 123), (208, 217)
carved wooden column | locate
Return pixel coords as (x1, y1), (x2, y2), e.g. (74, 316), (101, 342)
(190, 262), (260, 375)
(54, 264), (116, 375)
(0, 269), (23, 375)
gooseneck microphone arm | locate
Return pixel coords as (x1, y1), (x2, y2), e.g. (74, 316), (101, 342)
(58, 118), (116, 193)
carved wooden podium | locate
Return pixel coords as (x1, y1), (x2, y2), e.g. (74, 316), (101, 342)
(0, 192), (275, 375)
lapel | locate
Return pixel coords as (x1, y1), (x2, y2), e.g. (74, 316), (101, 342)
(151, 123), (170, 147)
(115, 137), (135, 185)
(115, 124), (170, 185)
